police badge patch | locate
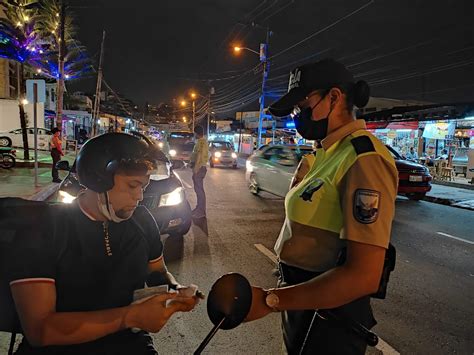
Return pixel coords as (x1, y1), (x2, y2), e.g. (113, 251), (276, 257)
(300, 178), (324, 202)
(353, 189), (380, 224)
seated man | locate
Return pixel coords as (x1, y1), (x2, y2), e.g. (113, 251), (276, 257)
(7, 133), (200, 354)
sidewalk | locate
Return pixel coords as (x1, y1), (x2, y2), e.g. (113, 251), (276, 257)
(0, 149), (76, 200)
(423, 184), (474, 211)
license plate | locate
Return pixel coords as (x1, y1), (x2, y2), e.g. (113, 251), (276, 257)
(409, 175), (423, 182)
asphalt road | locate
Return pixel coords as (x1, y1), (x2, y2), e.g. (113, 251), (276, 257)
(1, 165), (473, 354)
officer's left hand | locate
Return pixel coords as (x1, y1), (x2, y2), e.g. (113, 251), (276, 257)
(244, 286), (273, 322)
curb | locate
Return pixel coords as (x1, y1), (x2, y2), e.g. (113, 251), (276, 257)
(422, 195), (474, 211)
(433, 181), (474, 191)
(29, 183), (60, 202)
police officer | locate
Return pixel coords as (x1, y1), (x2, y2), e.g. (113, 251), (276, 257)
(7, 133), (200, 354)
(245, 59), (398, 354)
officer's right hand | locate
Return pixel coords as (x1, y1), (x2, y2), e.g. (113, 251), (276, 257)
(125, 292), (198, 333)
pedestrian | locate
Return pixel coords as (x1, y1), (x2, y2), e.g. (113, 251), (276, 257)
(6, 133), (201, 354)
(190, 125), (209, 219)
(406, 146), (418, 161)
(244, 59), (398, 354)
(50, 127), (64, 183)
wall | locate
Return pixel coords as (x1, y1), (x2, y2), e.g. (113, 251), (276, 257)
(0, 99), (45, 131)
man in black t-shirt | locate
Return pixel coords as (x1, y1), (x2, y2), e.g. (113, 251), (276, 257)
(8, 133), (200, 354)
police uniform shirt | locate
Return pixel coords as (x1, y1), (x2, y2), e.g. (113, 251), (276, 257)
(275, 119), (398, 272)
(6, 202), (163, 351)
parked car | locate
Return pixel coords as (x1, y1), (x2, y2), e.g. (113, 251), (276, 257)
(386, 145), (432, 200)
(209, 141), (238, 168)
(56, 159), (192, 238)
(0, 128), (53, 150)
(245, 144), (313, 197)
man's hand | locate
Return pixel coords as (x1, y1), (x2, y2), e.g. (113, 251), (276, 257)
(244, 286), (273, 322)
(125, 292), (200, 333)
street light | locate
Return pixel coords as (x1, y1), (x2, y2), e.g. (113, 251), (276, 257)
(180, 100), (186, 107)
(182, 116), (187, 122)
(233, 46), (260, 56)
(233, 40), (270, 147)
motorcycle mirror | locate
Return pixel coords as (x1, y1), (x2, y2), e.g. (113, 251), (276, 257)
(194, 273), (252, 355)
(207, 273), (252, 330)
(56, 160), (71, 171)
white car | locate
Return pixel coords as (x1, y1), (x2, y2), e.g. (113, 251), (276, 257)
(0, 128), (53, 150)
(246, 144), (313, 197)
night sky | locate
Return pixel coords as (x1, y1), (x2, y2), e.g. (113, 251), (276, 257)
(70, 0), (474, 113)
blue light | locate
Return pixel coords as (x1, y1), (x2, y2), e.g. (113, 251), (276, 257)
(286, 121), (295, 128)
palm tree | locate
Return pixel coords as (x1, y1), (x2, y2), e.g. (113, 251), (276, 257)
(31, 41), (92, 82)
(0, 0), (41, 160)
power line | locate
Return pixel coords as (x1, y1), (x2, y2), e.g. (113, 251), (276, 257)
(269, 0), (374, 60)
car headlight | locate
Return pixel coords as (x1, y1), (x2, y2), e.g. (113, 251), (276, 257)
(159, 187), (184, 207)
(231, 152), (237, 159)
(214, 151), (222, 158)
(169, 149), (177, 157)
(58, 190), (76, 204)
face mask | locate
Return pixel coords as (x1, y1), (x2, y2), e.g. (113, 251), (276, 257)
(293, 94), (333, 141)
(97, 192), (130, 223)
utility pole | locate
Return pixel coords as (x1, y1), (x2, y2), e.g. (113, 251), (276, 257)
(206, 86), (214, 137)
(56, 0), (66, 134)
(192, 99), (196, 132)
(92, 30), (106, 136)
(257, 27), (271, 148)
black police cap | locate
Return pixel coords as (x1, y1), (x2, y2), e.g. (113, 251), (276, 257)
(268, 59), (355, 117)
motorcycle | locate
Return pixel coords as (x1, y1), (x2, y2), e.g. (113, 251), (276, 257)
(0, 147), (16, 169)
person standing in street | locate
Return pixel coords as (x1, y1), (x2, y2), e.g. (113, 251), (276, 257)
(190, 125), (209, 219)
(50, 127), (64, 183)
(244, 59), (398, 354)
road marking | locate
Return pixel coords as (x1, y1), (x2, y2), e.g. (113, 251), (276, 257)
(436, 232), (474, 245)
(254, 244), (278, 264)
(253, 244), (400, 355)
(375, 338), (400, 354)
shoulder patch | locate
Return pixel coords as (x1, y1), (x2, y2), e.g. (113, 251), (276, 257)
(351, 135), (375, 155)
(353, 189), (380, 224)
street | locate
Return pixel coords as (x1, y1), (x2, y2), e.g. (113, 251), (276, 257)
(1, 165), (473, 354)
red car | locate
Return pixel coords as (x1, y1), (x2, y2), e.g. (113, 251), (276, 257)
(386, 145), (432, 200)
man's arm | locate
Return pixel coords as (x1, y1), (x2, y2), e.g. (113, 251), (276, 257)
(11, 281), (183, 347)
(53, 137), (64, 155)
(147, 256), (179, 287)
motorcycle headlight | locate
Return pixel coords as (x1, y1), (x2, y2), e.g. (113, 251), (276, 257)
(231, 152), (237, 159)
(159, 187), (184, 207)
(58, 190), (76, 204)
(214, 151), (222, 158)
(169, 149), (177, 157)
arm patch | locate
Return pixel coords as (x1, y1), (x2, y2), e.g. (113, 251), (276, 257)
(351, 136), (375, 155)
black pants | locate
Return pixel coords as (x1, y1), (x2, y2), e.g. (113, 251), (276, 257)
(192, 166), (207, 214)
(51, 149), (61, 180)
(15, 330), (157, 355)
(279, 263), (376, 355)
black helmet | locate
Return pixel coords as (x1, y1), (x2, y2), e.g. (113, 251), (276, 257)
(76, 132), (167, 193)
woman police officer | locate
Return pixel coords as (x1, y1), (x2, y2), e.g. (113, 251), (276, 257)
(245, 59), (398, 354)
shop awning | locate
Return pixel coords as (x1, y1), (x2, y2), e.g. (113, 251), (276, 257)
(386, 122), (419, 130)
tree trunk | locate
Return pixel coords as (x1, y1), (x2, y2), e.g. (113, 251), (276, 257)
(18, 62), (30, 160)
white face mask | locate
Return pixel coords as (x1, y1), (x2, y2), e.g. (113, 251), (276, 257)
(97, 192), (131, 223)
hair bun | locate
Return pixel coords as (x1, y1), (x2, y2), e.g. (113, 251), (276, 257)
(353, 80), (370, 108)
